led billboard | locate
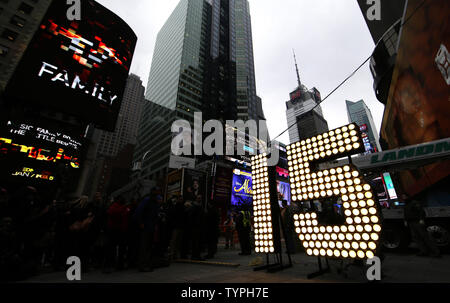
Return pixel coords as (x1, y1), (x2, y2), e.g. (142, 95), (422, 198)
(0, 119), (84, 185)
(277, 180), (291, 207)
(3, 0), (137, 131)
(231, 169), (253, 208)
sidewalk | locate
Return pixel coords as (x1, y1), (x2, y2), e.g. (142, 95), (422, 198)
(23, 243), (450, 283)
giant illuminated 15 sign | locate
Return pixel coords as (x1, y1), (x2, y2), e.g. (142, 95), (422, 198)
(251, 124), (381, 259)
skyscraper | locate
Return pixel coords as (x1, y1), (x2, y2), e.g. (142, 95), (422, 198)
(87, 74), (145, 197)
(97, 74), (145, 158)
(285, 53), (328, 143)
(134, 0), (265, 181)
(346, 99), (381, 152)
(0, 0), (53, 92)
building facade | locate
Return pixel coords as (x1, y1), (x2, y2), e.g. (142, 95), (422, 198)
(133, 100), (174, 182)
(346, 99), (381, 152)
(134, 0), (265, 181)
(0, 0), (53, 93)
(286, 85), (328, 143)
(86, 74), (145, 197)
(97, 74), (146, 158)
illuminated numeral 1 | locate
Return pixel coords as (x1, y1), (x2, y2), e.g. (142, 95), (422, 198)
(251, 153), (275, 254)
(287, 124), (381, 259)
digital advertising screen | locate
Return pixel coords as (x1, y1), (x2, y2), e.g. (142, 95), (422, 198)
(276, 166), (289, 178)
(369, 176), (389, 208)
(212, 165), (232, 205)
(231, 169), (253, 208)
(381, 0), (450, 195)
(360, 124), (376, 154)
(277, 180), (291, 207)
(0, 119), (84, 187)
(182, 168), (206, 205)
(165, 170), (183, 202)
(382, 172), (398, 200)
(3, 0), (137, 131)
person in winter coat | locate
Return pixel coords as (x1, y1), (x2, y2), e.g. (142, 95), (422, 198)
(135, 188), (163, 272)
(403, 194), (440, 257)
(168, 196), (186, 261)
(103, 196), (130, 272)
(204, 203), (220, 259)
(188, 195), (205, 261)
(223, 212), (235, 249)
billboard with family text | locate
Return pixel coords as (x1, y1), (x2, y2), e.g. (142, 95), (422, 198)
(3, 0), (137, 131)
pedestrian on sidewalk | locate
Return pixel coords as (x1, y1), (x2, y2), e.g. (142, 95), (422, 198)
(189, 195), (205, 261)
(204, 203), (220, 259)
(224, 211), (235, 249)
(236, 206), (252, 255)
(403, 194), (440, 258)
(103, 196), (130, 273)
(126, 197), (141, 268)
(65, 195), (95, 272)
(168, 196), (186, 261)
(180, 200), (193, 259)
(135, 188), (163, 272)
(280, 200), (296, 254)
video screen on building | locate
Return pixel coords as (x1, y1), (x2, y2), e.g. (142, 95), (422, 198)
(381, 0), (450, 195)
(3, 1), (137, 131)
(382, 172), (398, 200)
(231, 169), (253, 208)
(0, 119), (84, 185)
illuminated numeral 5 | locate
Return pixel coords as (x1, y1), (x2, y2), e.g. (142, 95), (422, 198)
(286, 124), (381, 259)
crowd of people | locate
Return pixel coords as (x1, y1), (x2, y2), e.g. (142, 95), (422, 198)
(2, 183), (441, 282)
(0, 182), (346, 282)
(0, 185), (228, 281)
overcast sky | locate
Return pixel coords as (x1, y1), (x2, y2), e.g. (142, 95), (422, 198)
(97, 0), (384, 145)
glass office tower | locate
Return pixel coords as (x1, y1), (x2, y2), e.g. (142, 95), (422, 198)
(134, 0), (264, 181)
(346, 99), (382, 152)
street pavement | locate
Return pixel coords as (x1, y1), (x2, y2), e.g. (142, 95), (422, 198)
(23, 241), (450, 283)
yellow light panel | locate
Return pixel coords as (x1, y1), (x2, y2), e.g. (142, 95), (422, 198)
(251, 154), (275, 254)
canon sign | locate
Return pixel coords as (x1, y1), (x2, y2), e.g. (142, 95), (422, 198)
(4, 1), (137, 131)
